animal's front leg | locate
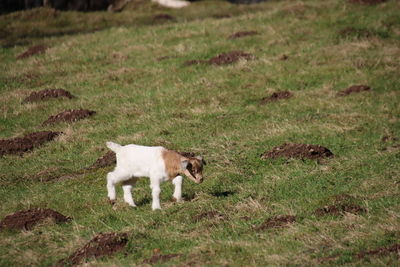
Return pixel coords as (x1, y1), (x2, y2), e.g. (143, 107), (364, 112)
(122, 179), (137, 207)
(150, 179), (161, 210)
(172, 176), (183, 202)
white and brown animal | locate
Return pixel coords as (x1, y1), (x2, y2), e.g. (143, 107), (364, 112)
(106, 142), (205, 210)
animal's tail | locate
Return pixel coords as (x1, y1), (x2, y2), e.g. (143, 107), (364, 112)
(106, 141), (122, 152)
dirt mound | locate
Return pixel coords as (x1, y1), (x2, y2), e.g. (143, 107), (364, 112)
(339, 27), (374, 39)
(253, 215), (296, 231)
(209, 51), (253, 65)
(153, 14), (175, 23)
(143, 249), (181, 264)
(315, 194), (367, 217)
(261, 143), (334, 160)
(16, 44), (48, 60)
(348, 0), (387, 5)
(0, 208), (70, 231)
(357, 244), (400, 258)
(42, 109), (96, 125)
(192, 211), (224, 222)
(337, 85), (371, 96)
(88, 151), (116, 169)
(184, 50), (253, 67)
(228, 31), (259, 39)
(0, 131), (62, 156)
(260, 91), (293, 104)
(23, 89), (75, 103)
(55, 232), (128, 266)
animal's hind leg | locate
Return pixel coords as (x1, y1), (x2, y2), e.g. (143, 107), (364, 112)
(122, 178), (137, 207)
(106, 169), (130, 202)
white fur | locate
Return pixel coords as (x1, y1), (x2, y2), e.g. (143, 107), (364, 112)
(152, 0), (190, 8)
(106, 142), (184, 210)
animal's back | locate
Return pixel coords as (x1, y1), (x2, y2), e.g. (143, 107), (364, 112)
(115, 144), (165, 177)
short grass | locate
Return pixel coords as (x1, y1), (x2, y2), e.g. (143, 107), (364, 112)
(1, 0), (400, 266)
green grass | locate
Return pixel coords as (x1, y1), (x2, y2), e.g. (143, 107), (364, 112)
(1, 0), (400, 266)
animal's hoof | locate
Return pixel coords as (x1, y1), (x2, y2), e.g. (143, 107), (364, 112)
(108, 199), (116, 205)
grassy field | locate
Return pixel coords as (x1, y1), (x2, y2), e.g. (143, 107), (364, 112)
(1, 0), (399, 265)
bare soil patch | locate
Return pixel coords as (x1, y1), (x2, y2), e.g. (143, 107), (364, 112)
(143, 249), (181, 264)
(16, 44), (48, 59)
(260, 91), (293, 104)
(23, 88), (75, 103)
(337, 85), (371, 96)
(0, 131), (62, 156)
(0, 208), (70, 231)
(184, 50), (253, 67)
(348, 0), (387, 5)
(42, 109), (96, 125)
(253, 215), (296, 231)
(55, 232), (128, 266)
(357, 243), (400, 258)
(209, 51), (253, 65)
(339, 27), (375, 39)
(192, 211), (224, 222)
(88, 151), (116, 169)
(261, 143), (334, 160)
(315, 194), (367, 217)
(228, 31), (259, 39)
(153, 14), (175, 23)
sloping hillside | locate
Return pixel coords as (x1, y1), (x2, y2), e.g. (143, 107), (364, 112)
(1, 0), (399, 265)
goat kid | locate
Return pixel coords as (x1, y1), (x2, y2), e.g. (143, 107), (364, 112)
(106, 142), (205, 210)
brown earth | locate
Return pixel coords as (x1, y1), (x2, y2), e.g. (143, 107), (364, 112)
(315, 194), (367, 217)
(143, 248), (181, 264)
(339, 27), (374, 38)
(42, 109), (96, 125)
(228, 31), (259, 39)
(280, 54), (289, 60)
(337, 85), (371, 96)
(209, 51), (253, 65)
(55, 232), (128, 266)
(253, 215), (296, 231)
(23, 88), (75, 103)
(0, 208), (70, 231)
(357, 243), (400, 258)
(16, 44), (48, 60)
(192, 211), (224, 222)
(212, 14), (231, 19)
(183, 59), (208, 66)
(261, 143), (334, 160)
(153, 14), (175, 23)
(348, 0), (387, 5)
(260, 91), (293, 104)
(184, 50), (254, 67)
(0, 131), (62, 156)
(88, 151), (116, 169)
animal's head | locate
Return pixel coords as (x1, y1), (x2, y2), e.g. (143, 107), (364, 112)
(181, 156), (206, 184)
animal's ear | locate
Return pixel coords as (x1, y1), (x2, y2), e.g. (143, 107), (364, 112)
(181, 159), (189, 170)
(196, 156), (206, 165)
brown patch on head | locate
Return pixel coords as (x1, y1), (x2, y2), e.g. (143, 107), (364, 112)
(162, 149), (205, 183)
